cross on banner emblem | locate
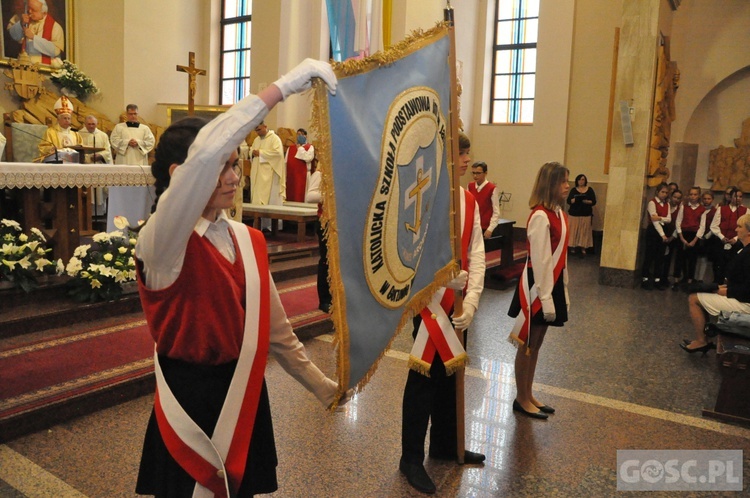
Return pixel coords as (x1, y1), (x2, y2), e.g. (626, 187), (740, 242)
(176, 51), (206, 116)
(405, 158), (432, 236)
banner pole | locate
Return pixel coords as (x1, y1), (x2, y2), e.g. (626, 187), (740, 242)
(444, 4), (465, 465)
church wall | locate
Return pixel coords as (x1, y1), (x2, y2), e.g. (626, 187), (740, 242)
(249, 1), (281, 129)
(684, 68), (750, 192)
(121, 0), (211, 126)
(668, 0), (750, 150)
(73, 1), (125, 121)
(564, 0), (622, 188)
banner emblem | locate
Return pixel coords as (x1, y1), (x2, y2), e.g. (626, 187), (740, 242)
(364, 87), (446, 308)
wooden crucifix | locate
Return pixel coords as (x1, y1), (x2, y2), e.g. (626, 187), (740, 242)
(176, 52), (206, 116)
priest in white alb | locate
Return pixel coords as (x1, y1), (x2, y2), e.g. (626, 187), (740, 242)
(249, 121), (285, 231)
(79, 115), (112, 216)
(107, 104), (156, 231)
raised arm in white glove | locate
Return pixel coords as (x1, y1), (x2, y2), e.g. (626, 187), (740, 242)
(541, 297), (556, 322)
(273, 58), (337, 100)
(446, 270), (468, 290)
(451, 303), (476, 330)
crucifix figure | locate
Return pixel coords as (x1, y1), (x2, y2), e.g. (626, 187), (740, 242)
(176, 51), (206, 116)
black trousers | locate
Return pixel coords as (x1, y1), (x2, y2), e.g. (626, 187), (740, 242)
(642, 227), (667, 279)
(674, 231), (698, 280)
(401, 318), (466, 464)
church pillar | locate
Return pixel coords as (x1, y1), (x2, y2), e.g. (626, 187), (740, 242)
(599, 0), (662, 287)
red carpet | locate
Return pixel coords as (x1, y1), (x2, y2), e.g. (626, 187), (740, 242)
(0, 277), (330, 441)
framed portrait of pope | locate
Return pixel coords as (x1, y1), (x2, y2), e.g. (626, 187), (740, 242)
(0, 0), (74, 70)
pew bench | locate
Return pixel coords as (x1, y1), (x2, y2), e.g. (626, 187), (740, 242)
(242, 202), (318, 242)
(703, 333), (750, 427)
(484, 219), (516, 270)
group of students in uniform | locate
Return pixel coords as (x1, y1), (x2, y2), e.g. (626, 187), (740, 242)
(641, 182), (749, 291)
(130, 58), (572, 497)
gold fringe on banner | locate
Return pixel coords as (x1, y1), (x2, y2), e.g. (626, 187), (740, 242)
(311, 23), (459, 407)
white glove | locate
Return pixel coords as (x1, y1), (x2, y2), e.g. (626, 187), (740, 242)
(446, 270), (468, 290)
(451, 303), (476, 330)
(273, 58), (337, 100)
(541, 297), (556, 323)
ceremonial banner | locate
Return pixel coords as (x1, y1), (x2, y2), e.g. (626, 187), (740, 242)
(312, 24), (457, 392)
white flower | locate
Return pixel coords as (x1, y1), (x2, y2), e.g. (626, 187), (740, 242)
(103, 253), (113, 262)
(17, 256), (31, 269)
(35, 257), (51, 271)
(109, 231), (124, 239)
(129, 238), (137, 246)
(73, 244), (91, 258)
(1, 243), (15, 255)
(118, 246), (127, 254)
(18, 233), (28, 242)
(92, 232), (110, 243)
(26, 240), (40, 252)
(1, 219), (21, 230)
(114, 271), (129, 283)
(36, 247), (45, 255)
(56, 259), (65, 275)
(2, 259), (17, 270)
(90, 279), (102, 289)
(113, 216), (130, 230)
(127, 257), (135, 266)
(66, 257), (82, 276)
(30, 227), (45, 241)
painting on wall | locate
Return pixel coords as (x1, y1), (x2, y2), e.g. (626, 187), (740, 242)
(0, 0), (74, 70)
(166, 105), (231, 126)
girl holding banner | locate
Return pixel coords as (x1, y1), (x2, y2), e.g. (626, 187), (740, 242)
(133, 59), (347, 498)
(508, 162), (570, 420)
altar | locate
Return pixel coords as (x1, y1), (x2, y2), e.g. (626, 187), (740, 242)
(0, 162), (154, 261)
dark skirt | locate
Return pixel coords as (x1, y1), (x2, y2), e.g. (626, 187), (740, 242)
(136, 356), (278, 498)
(508, 267), (567, 327)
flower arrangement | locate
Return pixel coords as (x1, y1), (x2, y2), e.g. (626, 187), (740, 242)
(0, 219), (60, 292)
(49, 59), (99, 99)
(65, 217), (137, 302)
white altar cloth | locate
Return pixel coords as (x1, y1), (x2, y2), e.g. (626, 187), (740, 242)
(0, 162), (156, 232)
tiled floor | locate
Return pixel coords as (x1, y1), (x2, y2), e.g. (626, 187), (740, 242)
(1, 255), (749, 497)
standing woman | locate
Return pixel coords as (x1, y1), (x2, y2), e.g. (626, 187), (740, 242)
(508, 162), (570, 419)
(566, 174), (596, 257)
(133, 60), (347, 498)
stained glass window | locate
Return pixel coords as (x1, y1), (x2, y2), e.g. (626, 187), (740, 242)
(489, 0), (539, 124)
(220, 0), (252, 104)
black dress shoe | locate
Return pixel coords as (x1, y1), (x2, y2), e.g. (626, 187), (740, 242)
(463, 450), (485, 464)
(512, 399), (548, 420)
(534, 404), (555, 414)
(679, 342), (713, 355)
(399, 458), (436, 494)
(429, 450), (485, 464)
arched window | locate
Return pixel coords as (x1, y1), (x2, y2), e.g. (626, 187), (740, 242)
(488, 0), (539, 124)
(220, 0), (252, 104)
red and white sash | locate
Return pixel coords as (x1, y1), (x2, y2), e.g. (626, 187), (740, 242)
(509, 207), (567, 351)
(153, 221), (270, 498)
(408, 190), (475, 375)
